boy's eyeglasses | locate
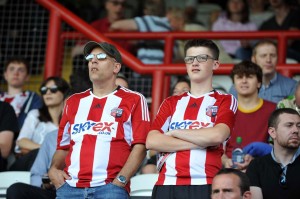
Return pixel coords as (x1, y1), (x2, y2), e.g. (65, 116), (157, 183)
(279, 168), (288, 188)
(184, 54), (216, 64)
(40, 86), (59, 95)
(85, 53), (116, 62)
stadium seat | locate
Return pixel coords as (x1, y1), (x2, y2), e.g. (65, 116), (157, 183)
(0, 171), (30, 199)
(130, 174), (158, 199)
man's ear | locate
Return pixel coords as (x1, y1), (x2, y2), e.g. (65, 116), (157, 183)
(243, 190), (252, 199)
(113, 63), (121, 74)
(268, 127), (276, 140)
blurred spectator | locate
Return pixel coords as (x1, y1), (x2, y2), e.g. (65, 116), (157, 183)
(248, 0), (274, 28)
(0, 57), (42, 128)
(229, 40), (296, 103)
(212, 0), (257, 60)
(211, 168), (252, 199)
(260, 0), (300, 62)
(71, 0), (134, 69)
(166, 7), (233, 63)
(277, 81), (300, 113)
(171, 76), (190, 96)
(116, 73), (129, 88)
(0, 101), (19, 171)
(222, 61), (276, 171)
(10, 76), (70, 171)
(7, 130), (57, 199)
(246, 108), (300, 199)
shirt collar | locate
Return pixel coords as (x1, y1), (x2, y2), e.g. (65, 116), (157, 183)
(271, 147), (300, 168)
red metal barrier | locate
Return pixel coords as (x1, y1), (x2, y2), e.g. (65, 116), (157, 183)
(36, 0), (300, 119)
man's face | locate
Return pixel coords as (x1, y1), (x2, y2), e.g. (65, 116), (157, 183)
(295, 86), (300, 108)
(4, 62), (29, 88)
(185, 47), (219, 83)
(270, 113), (300, 149)
(105, 0), (126, 21)
(87, 47), (120, 83)
(251, 44), (277, 77)
(211, 173), (244, 199)
(234, 74), (261, 97)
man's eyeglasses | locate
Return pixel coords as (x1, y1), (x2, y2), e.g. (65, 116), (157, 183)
(279, 168), (287, 188)
(109, 1), (126, 7)
(40, 86), (59, 95)
(184, 54), (216, 64)
(85, 53), (116, 62)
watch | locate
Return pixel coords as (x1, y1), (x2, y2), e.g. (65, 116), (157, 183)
(116, 175), (127, 185)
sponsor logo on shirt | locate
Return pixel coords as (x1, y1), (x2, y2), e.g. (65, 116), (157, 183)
(169, 121), (212, 130)
(71, 120), (118, 137)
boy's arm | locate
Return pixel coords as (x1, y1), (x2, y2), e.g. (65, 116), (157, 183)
(146, 130), (201, 152)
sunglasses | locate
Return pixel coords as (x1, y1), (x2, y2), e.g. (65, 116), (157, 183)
(40, 86), (59, 95)
(85, 53), (117, 62)
(279, 167), (287, 188)
(184, 54), (216, 64)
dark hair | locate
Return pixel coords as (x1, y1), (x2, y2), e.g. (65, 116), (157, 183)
(230, 60), (262, 92)
(171, 76), (190, 95)
(117, 73), (128, 84)
(226, 0), (249, 24)
(215, 168), (250, 195)
(4, 57), (30, 74)
(268, 108), (300, 129)
(252, 40), (277, 56)
(38, 76), (70, 122)
(184, 39), (219, 60)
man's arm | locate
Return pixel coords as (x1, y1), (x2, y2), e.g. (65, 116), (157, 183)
(112, 144), (146, 187)
(250, 186), (263, 199)
(48, 149), (70, 189)
(110, 19), (138, 32)
(146, 130), (201, 152)
(169, 123), (230, 148)
(0, 131), (14, 158)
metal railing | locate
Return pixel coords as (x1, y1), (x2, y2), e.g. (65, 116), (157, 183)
(37, 0), (300, 119)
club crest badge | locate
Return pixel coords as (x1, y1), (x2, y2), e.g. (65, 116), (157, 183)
(206, 105), (218, 117)
(111, 107), (123, 118)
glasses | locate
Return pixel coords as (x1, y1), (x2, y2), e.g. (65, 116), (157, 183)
(85, 53), (116, 62)
(108, 1), (126, 6)
(184, 54), (216, 64)
(40, 86), (59, 95)
(279, 168), (287, 188)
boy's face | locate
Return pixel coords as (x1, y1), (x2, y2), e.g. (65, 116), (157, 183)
(4, 62), (29, 89)
(234, 73), (261, 97)
(185, 46), (219, 83)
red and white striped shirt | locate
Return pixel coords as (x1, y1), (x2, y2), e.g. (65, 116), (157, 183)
(57, 87), (150, 191)
(151, 90), (237, 185)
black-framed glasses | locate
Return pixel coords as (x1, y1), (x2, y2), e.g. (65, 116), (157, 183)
(40, 86), (59, 95)
(279, 168), (287, 188)
(184, 54), (216, 64)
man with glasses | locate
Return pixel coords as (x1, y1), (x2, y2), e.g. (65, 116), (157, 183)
(146, 39), (237, 199)
(246, 108), (300, 199)
(48, 41), (150, 199)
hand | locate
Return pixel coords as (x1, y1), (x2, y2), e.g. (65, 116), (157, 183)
(223, 158), (233, 168)
(234, 154), (253, 172)
(48, 167), (71, 189)
(243, 142), (272, 157)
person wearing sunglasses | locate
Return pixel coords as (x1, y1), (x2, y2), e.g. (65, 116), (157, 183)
(48, 41), (150, 199)
(146, 39), (237, 199)
(246, 108), (300, 199)
(10, 76), (70, 171)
